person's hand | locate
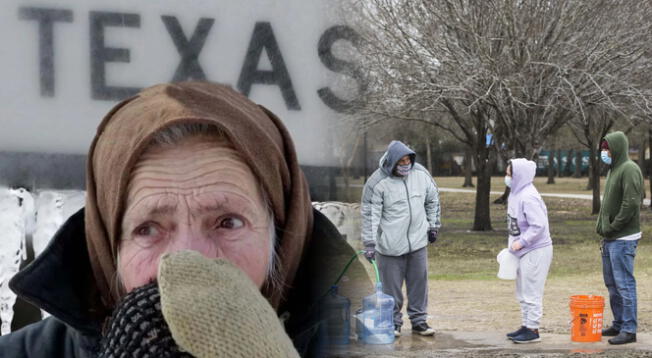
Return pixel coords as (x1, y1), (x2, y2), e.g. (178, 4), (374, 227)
(364, 244), (376, 262)
(427, 228), (438, 244)
(511, 240), (523, 251)
(158, 250), (300, 358)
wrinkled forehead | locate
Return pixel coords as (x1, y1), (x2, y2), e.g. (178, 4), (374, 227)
(121, 134), (270, 232)
(127, 126), (263, 203)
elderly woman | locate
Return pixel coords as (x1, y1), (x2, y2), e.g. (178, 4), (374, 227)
(0, 82), (363, 357)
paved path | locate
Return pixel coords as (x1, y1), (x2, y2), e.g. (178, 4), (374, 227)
(329, 331), (652, 357)
(437, 187), (652, 206)
(347, 183), (652, 206)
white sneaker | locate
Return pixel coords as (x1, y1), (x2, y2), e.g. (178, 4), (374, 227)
(394, 325), (401, 337)
(412, 323), (435, 336)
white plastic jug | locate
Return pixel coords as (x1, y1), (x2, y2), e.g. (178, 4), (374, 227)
(497, 248), (519, 280)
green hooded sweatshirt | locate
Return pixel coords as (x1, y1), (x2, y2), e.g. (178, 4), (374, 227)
(596, 131), (644, 240)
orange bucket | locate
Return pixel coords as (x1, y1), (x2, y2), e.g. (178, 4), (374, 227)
(569, 295), (604, 342)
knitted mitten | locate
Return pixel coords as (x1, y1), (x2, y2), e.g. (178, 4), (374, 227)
(158, 250), (300, 358)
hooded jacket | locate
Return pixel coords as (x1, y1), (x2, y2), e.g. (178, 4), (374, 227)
(596, 131), (644, 240)
(507, 158), (552, 258)
(361, 141), (441, 256)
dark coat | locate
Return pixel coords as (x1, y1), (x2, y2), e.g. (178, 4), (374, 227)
(0, 208), (364, 357)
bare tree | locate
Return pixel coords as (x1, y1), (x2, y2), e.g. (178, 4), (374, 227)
(568, 109), (615, 213)
(347, 0), (652, 228)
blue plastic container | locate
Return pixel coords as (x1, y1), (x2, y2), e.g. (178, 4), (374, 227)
(359, 282), (395, 344)
(322, 286), (351, 345)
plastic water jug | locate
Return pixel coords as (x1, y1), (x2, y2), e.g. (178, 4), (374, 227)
(322, 286), (351, 345)
(354, 308), (365, 341)
(359, 282), (395, 344)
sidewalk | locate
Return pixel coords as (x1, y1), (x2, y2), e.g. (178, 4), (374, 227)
(437, 187), (652, 206)
(329, 331), (652, 357)
(347, 183), (652, 205)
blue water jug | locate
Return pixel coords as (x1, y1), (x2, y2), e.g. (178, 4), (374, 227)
(360, 282), (395, 344)
(355, 308), (365, 341)
(322, 286), (351, 345)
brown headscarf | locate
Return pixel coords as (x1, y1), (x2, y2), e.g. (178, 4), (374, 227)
(85, 82), (313, 312)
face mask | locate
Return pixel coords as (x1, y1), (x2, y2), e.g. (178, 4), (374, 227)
(601, 151), (612, 165)
(504, 176), (512, 188)
(396, 164), (411, 176)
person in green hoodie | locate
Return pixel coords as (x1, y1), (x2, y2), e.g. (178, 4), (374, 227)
(596, 131), (643, 345)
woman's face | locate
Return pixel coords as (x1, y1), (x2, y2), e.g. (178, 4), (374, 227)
(117, 136), (271, 293)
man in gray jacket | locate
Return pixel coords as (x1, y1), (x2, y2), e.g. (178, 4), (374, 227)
(361, 140), (441, 337)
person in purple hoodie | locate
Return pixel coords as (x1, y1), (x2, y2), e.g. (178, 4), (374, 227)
(504, 158), (554, 343)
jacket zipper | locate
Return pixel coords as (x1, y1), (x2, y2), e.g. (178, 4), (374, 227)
(403, 179), (413, 253)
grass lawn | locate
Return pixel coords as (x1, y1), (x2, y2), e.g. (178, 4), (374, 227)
(424, 191), (652, 333)
(430, 191), (652, 280)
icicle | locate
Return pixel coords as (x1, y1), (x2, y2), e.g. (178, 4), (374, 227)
(33, 191), (67, 320)
(0, 187), (33, 335)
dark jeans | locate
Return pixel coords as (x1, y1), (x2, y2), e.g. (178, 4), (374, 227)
(602, 239), (638, 333)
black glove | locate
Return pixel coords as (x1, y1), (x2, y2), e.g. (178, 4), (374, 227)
(428, 228), (438, 244)
(364, 244), (376, 262)
(99, 282), (193, 358)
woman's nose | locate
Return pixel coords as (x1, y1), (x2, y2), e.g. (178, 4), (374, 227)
(167, 229), (222, 258)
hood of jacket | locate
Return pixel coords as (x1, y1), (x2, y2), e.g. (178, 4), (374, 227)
(604, 131), (629, 168)
(378, 140), (416, 177)
(510, 158), (537, 194)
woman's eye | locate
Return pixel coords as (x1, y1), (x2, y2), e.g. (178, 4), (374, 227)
(217, 217), (244, 229)
(134, 224), (160, 237)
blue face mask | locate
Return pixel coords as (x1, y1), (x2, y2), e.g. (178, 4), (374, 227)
(504, 176), (512, 188)
(396, 164), (411, 176)
(601, 151), (612, 165)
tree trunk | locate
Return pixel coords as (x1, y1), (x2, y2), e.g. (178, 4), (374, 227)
(473, 146), (493, 231)
(363, 131), (368, 183)
(463, 148), (474, 187)
(638, 131), (646, 176)
(493, 155), (509, 204)
(557, 150), (564, 178)
(492, 144), (515, 205)
(426, 136), (433, 174)
(639, 135), (646, 202)
(587, 139), (594, 190)
(574, 150), (583, 178)
(566, 149), (574, 177)
(590, 145), (601, 214)
(547, 149), (556, 184)
(649, 127), (652, 209)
